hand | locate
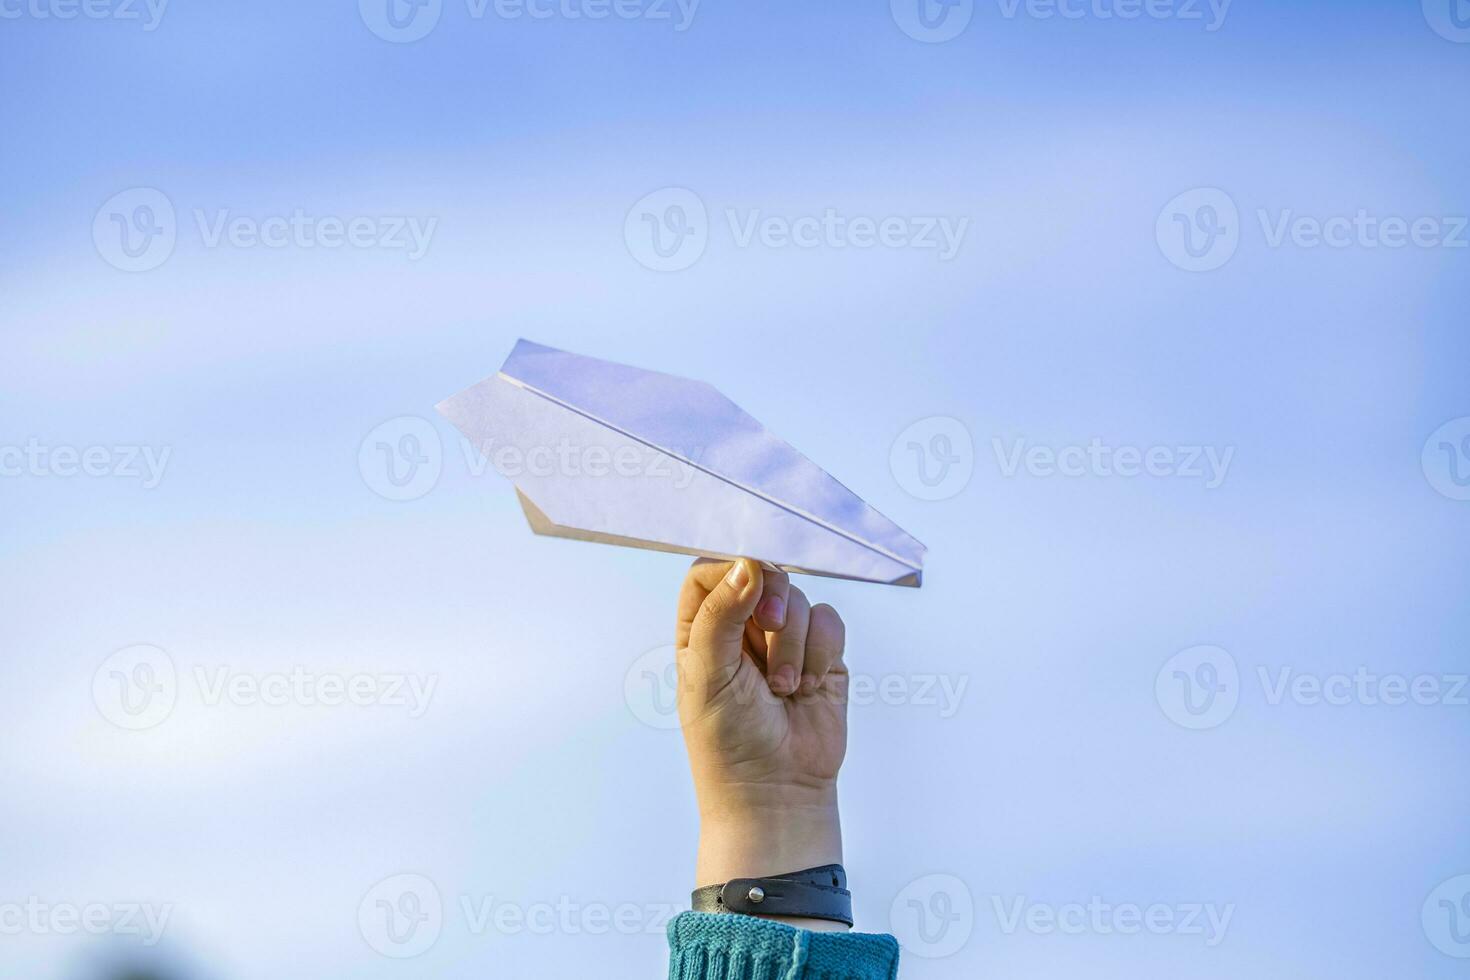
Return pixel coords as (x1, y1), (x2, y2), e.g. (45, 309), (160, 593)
(675, 558), (850, 930)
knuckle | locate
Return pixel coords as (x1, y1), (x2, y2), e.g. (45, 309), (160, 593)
(693, 594), (740, 636)
(693, 600), (727, 633)
(767, 638), (803, 666)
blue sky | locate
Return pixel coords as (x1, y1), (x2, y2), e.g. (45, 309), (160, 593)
(2, 2), (1468, 978)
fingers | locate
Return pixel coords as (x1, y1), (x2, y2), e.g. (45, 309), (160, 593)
(742, 618), (769, 675)
(676, 559), (748, 644)
(675, 558), (845, 700)
(681, 558), (763, 682)
(800, 603), (846, 697)
(753, 566), (790, 632)
(764, 585), (811, 696)
(675, 559), (784, 643)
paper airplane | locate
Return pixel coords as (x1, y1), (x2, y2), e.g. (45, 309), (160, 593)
(435, 340), (926, 587)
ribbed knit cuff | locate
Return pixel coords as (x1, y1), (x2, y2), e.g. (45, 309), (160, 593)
(667, 912), (900, 980)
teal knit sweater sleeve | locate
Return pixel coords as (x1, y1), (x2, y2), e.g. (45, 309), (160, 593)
(666, 912), (900, 980)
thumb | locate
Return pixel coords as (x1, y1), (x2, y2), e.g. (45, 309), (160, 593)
(686, 558), (762, 681)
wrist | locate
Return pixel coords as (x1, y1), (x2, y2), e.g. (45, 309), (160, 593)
(695, 799), (847, 932)
(696, 789), (843, 912)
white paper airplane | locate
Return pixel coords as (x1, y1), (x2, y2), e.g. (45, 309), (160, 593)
(436, 340), (926, 587)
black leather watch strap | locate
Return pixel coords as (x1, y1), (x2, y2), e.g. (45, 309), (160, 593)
(690, 864), (852, 927)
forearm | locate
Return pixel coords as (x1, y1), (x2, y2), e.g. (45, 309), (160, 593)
(696, 794), (847, 932)
(670, 561), (899, 975)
